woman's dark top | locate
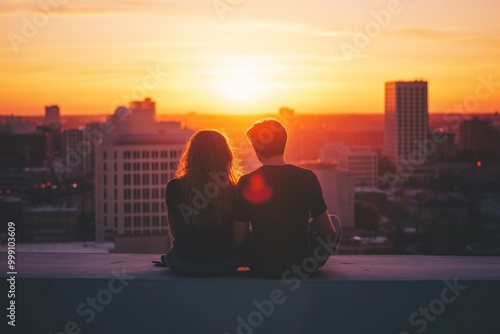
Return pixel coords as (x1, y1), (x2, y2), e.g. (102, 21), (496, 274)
(165, 177), (236, 264)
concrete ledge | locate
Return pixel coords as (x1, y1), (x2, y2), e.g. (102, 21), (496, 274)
(1, 253), (500, 334)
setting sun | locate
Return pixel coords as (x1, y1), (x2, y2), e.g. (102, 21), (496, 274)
(213, 65), (265, 103)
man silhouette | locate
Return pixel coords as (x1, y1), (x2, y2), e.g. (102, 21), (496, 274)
(233, 119), (339, 277)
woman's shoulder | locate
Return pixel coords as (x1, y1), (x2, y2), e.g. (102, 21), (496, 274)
(166, 177), (184, 197)
(167, 177), (184, 187)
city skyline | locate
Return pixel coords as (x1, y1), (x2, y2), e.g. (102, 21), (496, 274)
(1, 0), (500, 115)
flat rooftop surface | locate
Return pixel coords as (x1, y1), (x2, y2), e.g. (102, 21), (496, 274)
(4, 253), (500, 281)
(3, 253), (500, 334)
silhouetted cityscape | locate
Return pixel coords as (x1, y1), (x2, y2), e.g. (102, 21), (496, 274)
(1, 80), (499, 256)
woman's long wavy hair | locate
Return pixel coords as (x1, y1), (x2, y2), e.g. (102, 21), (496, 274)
(174, 130), (241, 227)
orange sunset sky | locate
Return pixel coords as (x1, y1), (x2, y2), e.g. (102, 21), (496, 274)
(1, 0), (500, 115)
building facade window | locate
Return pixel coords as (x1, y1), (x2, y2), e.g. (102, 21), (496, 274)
(124, 202), (132, 214)
(133, 189), (141, 200)
(142, 174), (150, 186)
(124, 189), (131, 200)
(152, 202), (159, 213)
(133, 202), (141, 213)
(133, 174), (140, 186)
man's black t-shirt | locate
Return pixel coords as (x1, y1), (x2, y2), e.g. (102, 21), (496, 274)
(165, 178), (235, 264)
(233, 164), (328, 276)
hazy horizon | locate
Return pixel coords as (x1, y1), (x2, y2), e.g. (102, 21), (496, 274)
(2, 111), (499, 118)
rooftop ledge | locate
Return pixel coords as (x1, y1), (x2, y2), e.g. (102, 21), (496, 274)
(2, 253), (500, 334)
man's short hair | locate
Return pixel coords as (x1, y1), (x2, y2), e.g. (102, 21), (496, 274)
(245, 119), (287, 158)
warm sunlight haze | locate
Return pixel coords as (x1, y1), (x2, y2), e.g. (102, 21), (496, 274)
(1, 0), (500, 115)
(212, 65), (266, 103)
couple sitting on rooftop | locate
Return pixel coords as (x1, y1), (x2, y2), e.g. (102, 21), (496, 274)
(162, 119), (340, 278)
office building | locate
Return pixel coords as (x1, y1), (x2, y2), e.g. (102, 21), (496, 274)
(338, 146), (378, 187)
(45, 105), (60, 126)
(384, 81), (429, 168)
(458, 117), (497, 150)
(82, 122), (104, 177)
(62, 129), (84, 178)
(299, 162), (355, 229)
(0, 132), (47, 168)
(429, 131), (456, 162)
(94, 99), (194, 242)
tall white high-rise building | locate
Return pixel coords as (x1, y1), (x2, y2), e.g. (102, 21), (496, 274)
(299, 162), (354, 229)
(94, 99), (193, 242)
(384, 81), (429, 168)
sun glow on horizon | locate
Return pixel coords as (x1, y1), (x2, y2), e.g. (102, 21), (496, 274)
(212, 65), (268, 103)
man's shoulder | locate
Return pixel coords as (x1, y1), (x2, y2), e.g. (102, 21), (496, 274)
(286, 164), (315, 174)
(237, 168), (260, 186)
(239, 165), (265, 177)
(280, 164), (317, 180)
